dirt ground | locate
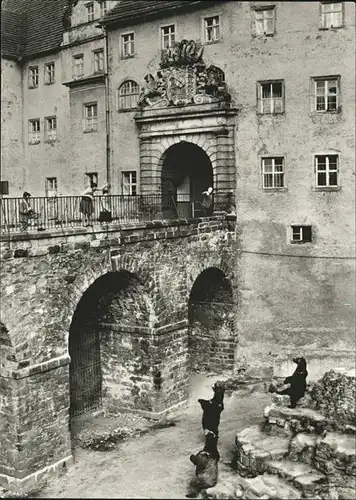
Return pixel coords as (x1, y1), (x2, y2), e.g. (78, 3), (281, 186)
(37, 374), (271, 499)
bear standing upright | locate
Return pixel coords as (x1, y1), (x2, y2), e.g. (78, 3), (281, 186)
(274, 356), (308, 408)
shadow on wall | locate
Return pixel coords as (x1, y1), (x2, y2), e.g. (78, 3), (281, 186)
(188, 267), (235, 373)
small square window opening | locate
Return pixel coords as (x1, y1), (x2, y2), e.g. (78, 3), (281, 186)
(262, 157), (284, 188)
(258, 81), (284, 114)
(291, 225), (312, 243)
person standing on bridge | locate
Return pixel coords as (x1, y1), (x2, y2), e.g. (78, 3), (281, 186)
(80, 182), (98, 227)
(19, 192), (38, 232)
(201, 187), (213, 217)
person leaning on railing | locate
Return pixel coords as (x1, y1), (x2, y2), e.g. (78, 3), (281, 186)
(19, 192), (38, 232)
(80, 182), (109, 227)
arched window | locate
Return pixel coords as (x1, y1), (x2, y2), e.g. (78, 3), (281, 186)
(118, 80), (140, 110)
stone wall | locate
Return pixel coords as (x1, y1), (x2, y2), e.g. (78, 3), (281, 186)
(0, 216), (236, 486)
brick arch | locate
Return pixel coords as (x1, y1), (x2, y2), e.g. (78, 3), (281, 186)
(187, 259), (232, 301)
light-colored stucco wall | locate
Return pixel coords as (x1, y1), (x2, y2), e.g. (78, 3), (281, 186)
(1, 58), (24, 195)
(106, 0), (356, 374)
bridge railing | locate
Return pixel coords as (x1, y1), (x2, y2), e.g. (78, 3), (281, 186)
(0, 193), (230, 234)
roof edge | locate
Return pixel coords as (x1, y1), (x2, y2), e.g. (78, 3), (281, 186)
(101, 0), (222, 29)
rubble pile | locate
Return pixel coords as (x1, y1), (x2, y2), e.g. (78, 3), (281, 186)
(203, 369), (356, 500)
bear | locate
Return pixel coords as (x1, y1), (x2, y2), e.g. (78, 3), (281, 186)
(198, 381), (225, 438)
(186, 432), (219, 498)
(275, 356), (308, 408)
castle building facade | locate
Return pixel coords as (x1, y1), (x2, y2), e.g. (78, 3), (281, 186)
(1, 0), (355, 375)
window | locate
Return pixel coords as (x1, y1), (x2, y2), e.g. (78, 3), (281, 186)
(99, 1), (107, 17)
(45, 117), (57, 142)
(45, 177), (57, 197)
(44, 62), (55, 84)
(315, 154), (339, 187)
(121, 32), (135, 58)
(291, 226), (312, 243)
(161, 24), (175, 49)
(85, 172), (98, 188)
(93, 50), (104, 73)
(255, 7), (275, 35)
(122, 171), (137, 195)
(28, 66), (39, 88)
(257, 81), (284, 114)
(29, 119), (40, 144)
(84, 103), (98, 131)
(320, 2), (343, 28)
(0, 181), (9, 195)
(262, 157), (284, 188)
(118, 80), (140, 110)
(86, 2), (94, 22)
(313, 77), (340, 112)
(204, 15), (220, 42)
(73, 54), (84, 78)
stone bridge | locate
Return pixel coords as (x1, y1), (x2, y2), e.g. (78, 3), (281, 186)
(0, 214), (236, 488)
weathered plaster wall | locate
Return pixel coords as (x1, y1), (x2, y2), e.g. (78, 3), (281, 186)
(0, 58), (24, 195)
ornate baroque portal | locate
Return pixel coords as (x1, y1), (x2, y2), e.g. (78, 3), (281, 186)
(134, 40), (238, 212)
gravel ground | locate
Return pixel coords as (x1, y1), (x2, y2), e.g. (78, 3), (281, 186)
(35, 374), (270, 499)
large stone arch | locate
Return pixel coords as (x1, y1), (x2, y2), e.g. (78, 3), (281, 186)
(188, 266), (236, 372)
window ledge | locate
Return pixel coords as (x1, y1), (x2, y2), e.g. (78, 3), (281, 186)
(313, 186), (341, 192)
(254, 32), (275, 38)
(262, 187), (287, 192)
(44, 82), (55, 86)
(257, 111), (285, 116)
(84, 129), (98, 133)
(29, 141), (40, 145)
(28, 86), (38, 90)
(118, 108), (137, 113)
(121, 54), (135, 60)
(45, 139), (57, 143)
(203, 39), (221, 46)
(290, 240), (312, 245)
(318, 26), (344, 31)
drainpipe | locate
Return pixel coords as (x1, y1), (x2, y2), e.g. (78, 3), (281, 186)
(103, 25), (111, 190)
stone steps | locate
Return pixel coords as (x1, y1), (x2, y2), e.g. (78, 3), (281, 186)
(235, 425), (290, 475)
(266, 459), (327, 497)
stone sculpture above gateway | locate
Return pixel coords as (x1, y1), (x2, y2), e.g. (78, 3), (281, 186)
(138, 39), (232, 108)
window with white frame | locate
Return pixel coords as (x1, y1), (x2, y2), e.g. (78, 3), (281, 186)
(93, 49), (104, 73)
(44, 62), (55, 84)
(315, 154), (339, 187)
(255, 7), (275, 35)
(29, 119), (40, 144)
(161, 24), (176, 49)
(28, 66), (39, 88)
(291, 225), (312, 243)
(86, 2), (94, 22)
(320, 2), (343, 29)
(45, 177), (57, 197)
(45, 116), (57, 142)
(85, 172), (98, 188)
(313, 77), (339, 112)
(118, 80), (140, 110)
(73, 54), (84, 78)
(122, 171), (137, 195)
(84, 103), (98, 131)
(204, 15), (221, 42)
(257, 81), (284, 114)
(121, 32), (135, 58)
(99, 1), (107, 17)
(262, 157), (284, 189)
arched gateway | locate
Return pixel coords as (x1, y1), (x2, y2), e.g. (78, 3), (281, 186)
(134, 39), (237, 214)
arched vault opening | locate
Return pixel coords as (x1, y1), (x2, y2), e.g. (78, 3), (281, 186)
(161, 141), (213, 218)
(188, 267), (235, 372)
